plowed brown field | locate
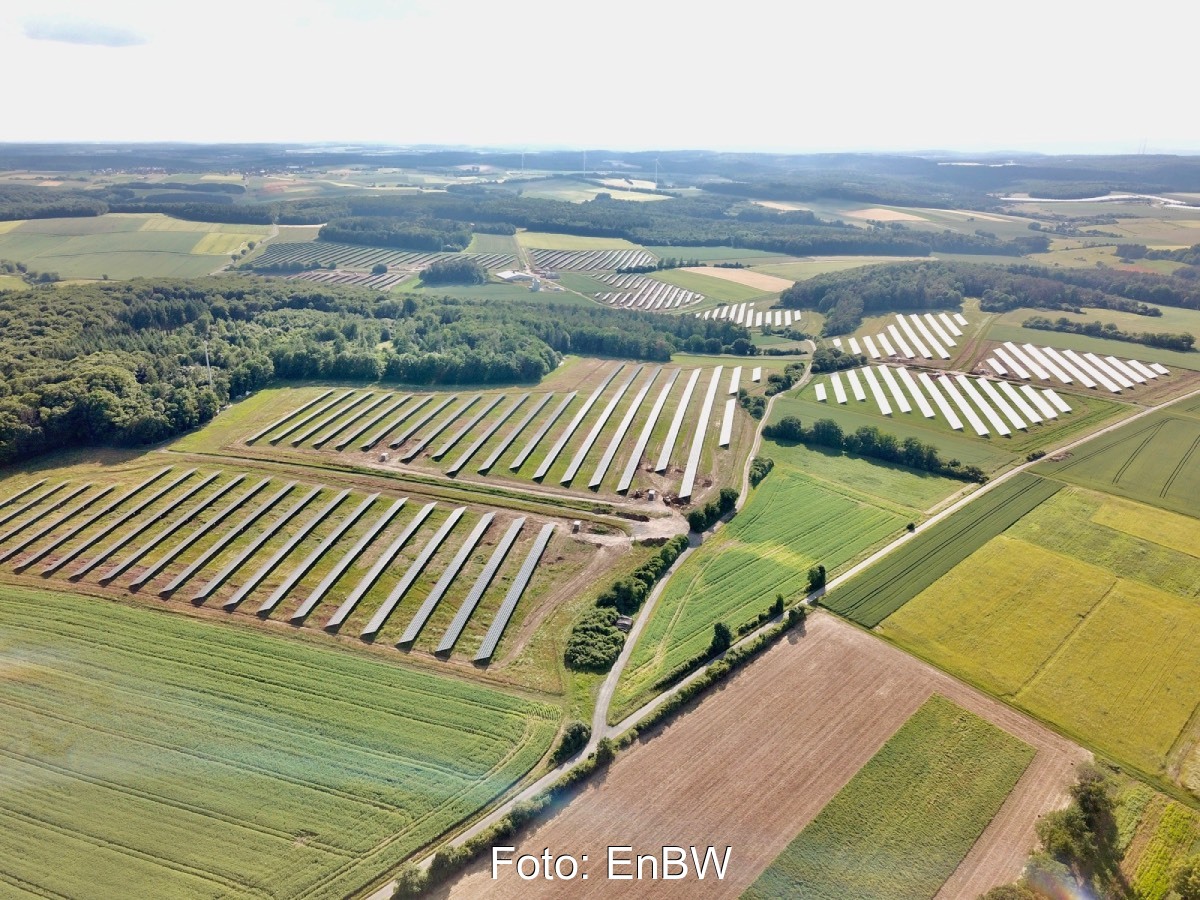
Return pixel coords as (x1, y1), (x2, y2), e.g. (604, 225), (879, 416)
(445, 613), (1087, 898)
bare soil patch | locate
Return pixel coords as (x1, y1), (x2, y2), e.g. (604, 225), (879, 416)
(843, 206), (925, 222)
(679, 266), (794, 292)
(444, 613), (1087, 898)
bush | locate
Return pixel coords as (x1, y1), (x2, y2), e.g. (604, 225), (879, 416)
(807, 564), (826, 592)
(552, 721), (591, 763)
(748, 456), (774, 486)
(563, 607), (625, 671)
(565, 535), (689, 672)
(710, 622), (733, 654)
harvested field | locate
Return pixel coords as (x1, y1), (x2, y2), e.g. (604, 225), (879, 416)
(678, 265), (794, 292)
(445, 613), (1087, 899)
(841, 206), (925, 222)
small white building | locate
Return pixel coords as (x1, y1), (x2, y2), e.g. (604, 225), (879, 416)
(496, 270), (534, 282)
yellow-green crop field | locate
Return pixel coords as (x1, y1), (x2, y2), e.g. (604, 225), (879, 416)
(0, 214), (271, 279)
(0, 585), (557, 899)
(879, 486), (1200, 789)
(1118, 783), (1200, 900)
(744, 695), (1034, 900)
(515, 231), (642, 251)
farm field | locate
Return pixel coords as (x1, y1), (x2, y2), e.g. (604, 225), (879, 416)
(745, 695), (1034, 900)
(612, 441), (961, 718)
(1040, 405), (1200, 516)
(677, 265), (794, 292)
(0, 213), (272, 279)
(749, 254), (922, 281)
(445, 613), (1087, 899)
(649, 267), (775, 303)
(879, 486), (1200, 792)
(1116, 781), (1200, 899)
(824, 473), (1062, 627)
(991, 302), (1200, 337)
(0, 584), (558, 900)
(515, 231), (644, 251)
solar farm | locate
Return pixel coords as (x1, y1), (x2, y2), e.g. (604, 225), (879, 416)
(814, 312), (1174, 439)
(236, 359), (761, 502)
(0, 464), (571, 662)
(246, 240), (517, 273)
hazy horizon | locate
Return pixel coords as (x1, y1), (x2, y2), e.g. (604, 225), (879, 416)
(2, 0), (1194, 155)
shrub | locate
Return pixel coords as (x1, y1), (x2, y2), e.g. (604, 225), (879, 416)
(552, 721), (591, 763)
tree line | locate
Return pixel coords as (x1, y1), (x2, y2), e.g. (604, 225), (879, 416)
(1022, 315), (1194, 351)
(764, 415), (987, 482)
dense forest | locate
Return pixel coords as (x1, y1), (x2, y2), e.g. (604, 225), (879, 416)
(781, 260), (1200, 335)
(0, 277), (746, 466)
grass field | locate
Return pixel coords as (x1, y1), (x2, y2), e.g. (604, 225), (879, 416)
(1040, 406), (1200, 516)
(0, 585), (558, 899)
(824, 473), (1062, 627)
(648, 268), (775, 303)
(879, 486), (1200, 789)
(0, 214), (271, 279)
(465, 232), (520, 256)
(744, 695), (1034, 900)
(611, 442), (957, 719)
(749, 255), (919, 282)
(991, 302), (1200, 337)
(515, 231), (642, 251)
(644, 245), (794, 264)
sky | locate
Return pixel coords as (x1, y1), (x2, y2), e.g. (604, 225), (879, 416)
(1, 0), (1194, 155)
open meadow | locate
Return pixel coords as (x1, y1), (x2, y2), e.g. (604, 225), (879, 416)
(878, 485), (1200, 793)
(0, 585), (558, 900)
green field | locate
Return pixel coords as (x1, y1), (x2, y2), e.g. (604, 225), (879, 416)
(0, 214), (271, 279)
(880, 487), (1200, 788)
(749, 256), (916, 282)
(648, 268), (774, 303)
(1118, 785), (1200, 900)
(992, 302), (1200, 337)
(824, 473), (1062, 627)
(612, 443), (954, 719)
(515, 231), (642, 251)
(744, 695), (1034, 900)
(465, 232), (520, 256)
(1040, 407), (1200, 516)
(644, 245), (793, 263)
(0, 586), (557, 899)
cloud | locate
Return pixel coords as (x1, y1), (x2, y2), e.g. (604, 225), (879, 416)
(23, 17), (147, 47)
